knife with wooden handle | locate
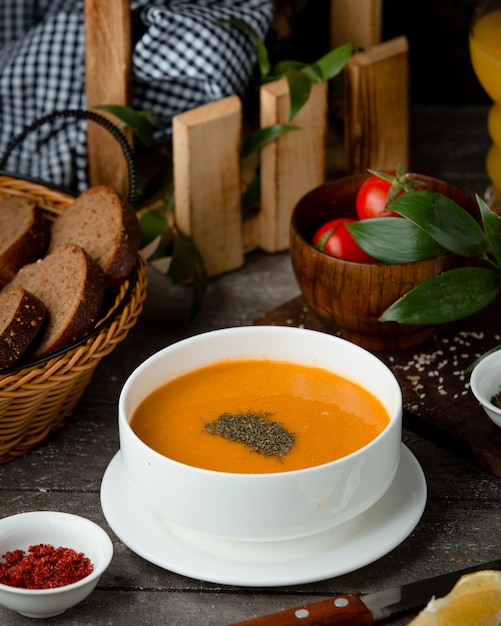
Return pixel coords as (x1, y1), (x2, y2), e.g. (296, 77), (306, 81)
(230, 558), (501, 625)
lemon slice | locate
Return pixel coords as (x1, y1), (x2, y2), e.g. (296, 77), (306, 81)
(409, 570), (501, 625)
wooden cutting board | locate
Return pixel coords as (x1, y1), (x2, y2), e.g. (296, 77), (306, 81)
(254, 295), (501, 478)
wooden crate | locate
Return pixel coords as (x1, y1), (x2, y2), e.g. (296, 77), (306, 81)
(170, 35), (409, 277)
(344, 36), (410, 174)
(84, 0), (131, 198)
(84, 1), (409, 277)
(172, 80), (328, 276)
(330, 0), (383, 50)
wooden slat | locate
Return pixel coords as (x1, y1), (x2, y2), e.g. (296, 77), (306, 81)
(172, 96), (244, 277)
(259, 79), (328, 252)
(344, 36), (410, 174)
(84, 0), (132, 196)
(330, 0), (382, 50)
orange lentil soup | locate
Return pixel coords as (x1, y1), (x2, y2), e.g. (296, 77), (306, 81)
(130, 359), (391, 474)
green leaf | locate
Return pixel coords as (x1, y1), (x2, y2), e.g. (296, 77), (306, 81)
(242, 168), (260, 208)
(389, 191), (487, 257)
(241, 124), (298, 158)
(477, 193), (501, 267)
(152, 232), (175, 260)
(138, 210), (167, 248)
(167, 233), (197, 281)
(138, 158), (174, 206)
(93, 105), (156, 146)
(167, 231), (208, 319)
(241, 30), (270, 78)
(265, 42), (352, 86)
(313, 42), (354, 81)
(300, 64), (324, 83)
(379, 267), (501, 324)
(268, 59), (308, 77)
(260, 64), (314, 120)
(286, 68), (313, 121)
(254, 37), (271, 78)
(217, 18), (270, 77)
(315, 223), (341, 251)
(347, 218), (446, 263)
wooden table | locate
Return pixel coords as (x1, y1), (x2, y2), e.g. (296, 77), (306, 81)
(1, 106), (500, 625)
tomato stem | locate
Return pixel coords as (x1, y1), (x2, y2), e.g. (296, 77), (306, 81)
(367, 162), (426, 207)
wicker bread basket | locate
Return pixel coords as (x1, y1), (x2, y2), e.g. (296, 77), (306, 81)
(0, 111), (147, 463)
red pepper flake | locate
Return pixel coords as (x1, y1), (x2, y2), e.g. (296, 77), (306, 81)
(0, 544), (94, 589)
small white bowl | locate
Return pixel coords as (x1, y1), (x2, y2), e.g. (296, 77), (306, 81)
(470, 349), (501, 428)
(119, 326), (403, 542)
(0, 511), (113, 619)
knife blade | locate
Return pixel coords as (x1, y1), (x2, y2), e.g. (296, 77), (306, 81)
(230, 558), (501, 625)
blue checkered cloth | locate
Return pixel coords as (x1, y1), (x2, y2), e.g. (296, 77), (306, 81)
(0, 0), (273, 192)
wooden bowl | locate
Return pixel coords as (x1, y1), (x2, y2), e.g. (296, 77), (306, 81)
(290, 174), (478, 352)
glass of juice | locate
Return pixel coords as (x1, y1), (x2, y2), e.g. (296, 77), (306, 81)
(469, 0), (501, 209)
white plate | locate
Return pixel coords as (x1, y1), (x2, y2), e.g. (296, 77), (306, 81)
(100, 444), (426, 587)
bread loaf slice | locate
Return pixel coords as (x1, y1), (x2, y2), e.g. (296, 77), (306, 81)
(49, 186), (140, 289)
(12, 244), (106, 359)
(0, 196), (50, 287)
(0, 286), (47, 369)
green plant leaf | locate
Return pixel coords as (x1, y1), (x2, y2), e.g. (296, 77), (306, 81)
(138, 210), (167, 248)
(242, 168), (260, 208)
(167, 231), (208, 319)
(477, 193), (501, 267)
(167, 232), (199, 282)
(93, 105), (156, 146)
(389, 191), (487, 257)
(217, 18), (270, 77)
(347, 217), (446, 263)
(313, 42), (354, 81)
(241, 124), (298, 157)
(268, 59), (307, 77)
(379, 267), (501, 324)
(254, 37), (271, 77)
(138, 158), (174, 206)
(285, 68), (312, 121)
(264, 42), (352, 93)
(300, 64), (324, 83)
(157, 228), (177, 260)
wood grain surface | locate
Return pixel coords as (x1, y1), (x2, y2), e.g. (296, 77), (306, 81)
(1, 107), (499, 626)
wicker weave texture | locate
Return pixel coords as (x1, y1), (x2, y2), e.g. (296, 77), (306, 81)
(0, 176), (147, 463)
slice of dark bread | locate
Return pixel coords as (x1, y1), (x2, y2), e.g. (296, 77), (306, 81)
(0, 196), (50, 287)
(48, 186), (140, 289)
(11, 243), (106, 359)
(0, 286), (47, 369)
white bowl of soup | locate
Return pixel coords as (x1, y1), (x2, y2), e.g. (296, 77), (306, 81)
(118, 326), (402, 542)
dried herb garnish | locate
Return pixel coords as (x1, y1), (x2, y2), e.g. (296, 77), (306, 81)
(203, 411), (295, 459)
(491, 390), (501, 409)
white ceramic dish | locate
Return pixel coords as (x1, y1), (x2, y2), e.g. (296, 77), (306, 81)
(470, 349), (501, 428)
(0, 511), (113, 619)
(101, 444), (426, 587)
(119, 326), (403, 542)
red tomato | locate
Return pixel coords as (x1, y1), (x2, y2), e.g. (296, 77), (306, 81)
(312, 218), (376, 263)
(356, 167), (423, 220)
(356, 173), (401, 219)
